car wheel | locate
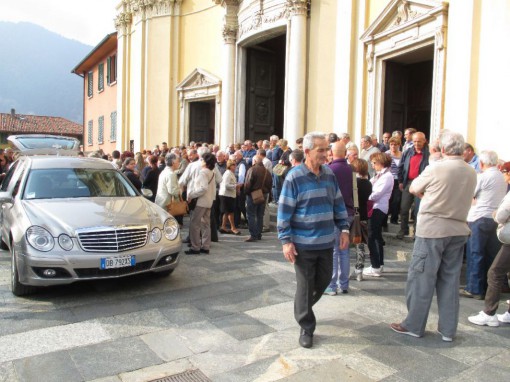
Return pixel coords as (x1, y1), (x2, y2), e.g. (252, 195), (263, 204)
(11, 244), (35, 297)
(153, 269), (174, 278)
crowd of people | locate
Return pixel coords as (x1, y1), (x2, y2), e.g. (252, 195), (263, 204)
(74, 127), (509, 348)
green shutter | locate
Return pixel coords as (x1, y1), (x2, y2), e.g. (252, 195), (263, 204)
(107, 57), (111, 85)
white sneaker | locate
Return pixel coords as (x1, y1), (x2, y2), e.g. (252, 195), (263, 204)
(380, 265), (384, 273)
(363, 266), (381, 277)
(496, 311), (510, 323)
(437, 330), (453, 342)
(468, 311), (499, 327)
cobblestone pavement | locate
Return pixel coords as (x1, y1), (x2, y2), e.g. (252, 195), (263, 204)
(0, 222), (508, 382)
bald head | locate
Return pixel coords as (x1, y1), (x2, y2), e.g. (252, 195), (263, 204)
(331, 141), (347, 160)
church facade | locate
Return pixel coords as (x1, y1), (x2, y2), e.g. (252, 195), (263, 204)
(113, 0), (509, 157)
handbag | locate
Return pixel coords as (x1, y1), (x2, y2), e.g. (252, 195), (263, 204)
(497, 222), (510, 244)
(250, 169), (268, 205)
(349, 172), (363, 244)
(272, 163), (287, 177)
(167, 196), (188, 216)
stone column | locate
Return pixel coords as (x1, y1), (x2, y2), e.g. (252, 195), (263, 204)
(115, 4), (133, 151)
(218, 1), (239, 149)
(285, 0), (308, 146)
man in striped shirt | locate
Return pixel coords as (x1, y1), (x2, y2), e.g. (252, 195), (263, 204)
(278, 132), (350, 348)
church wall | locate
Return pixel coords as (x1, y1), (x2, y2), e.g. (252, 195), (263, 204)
(179, 2), (224, 91)
(306, 0), (338, 135)
(146, 17), (171, 149)
(474, 0), (509, 160)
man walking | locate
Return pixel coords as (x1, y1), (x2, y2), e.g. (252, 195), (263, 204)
(278, 132), (350, 348)
(390, 131), (477, 342)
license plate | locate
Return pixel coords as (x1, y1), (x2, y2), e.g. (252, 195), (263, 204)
(100, 255), (135, 269)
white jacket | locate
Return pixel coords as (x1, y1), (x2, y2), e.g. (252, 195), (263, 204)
(219, 169), (237, 198)
(187, 168), (216, 209)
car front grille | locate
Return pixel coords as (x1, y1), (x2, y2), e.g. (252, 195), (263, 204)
(77, 226), (148, 252)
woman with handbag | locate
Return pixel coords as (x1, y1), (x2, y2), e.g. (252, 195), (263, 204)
(219, 160), (241, 235)
(185, 153), (217, 255)
(350, 159), (373, 281)
(363, 153), (394, 277)
(155, 154), (182, 223)
(271, 139), (292, 204)
(468, 161), (510, 326)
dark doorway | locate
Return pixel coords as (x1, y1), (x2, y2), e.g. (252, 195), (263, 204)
(189, 100), (215, 144)
(245, 34), (285, 142)
(383, 45), (434, 140)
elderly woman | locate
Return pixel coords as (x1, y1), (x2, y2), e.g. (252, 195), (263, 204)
(219, 159), (240, 235)
(363, 152), (394, 277)
(185, 152), (217, 255)
(155, 153), (181, 209)
(468, 161), (510, 326)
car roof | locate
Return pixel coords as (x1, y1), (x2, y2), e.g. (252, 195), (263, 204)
(26, 156), (118, 170)
(8, 134), (81, 156)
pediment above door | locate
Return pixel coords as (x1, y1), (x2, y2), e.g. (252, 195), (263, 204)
(361, 0), (448, 42)
(177, 68), (221, 91)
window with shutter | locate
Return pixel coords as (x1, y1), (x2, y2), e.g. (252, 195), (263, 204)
(87, 120), (93, 146)
(110, 111), (117, 142)
(98, 116), (104, 144)
(107, 54), (117, 85)
(87, 72), (93, 98)
(98, 63), (104, 92)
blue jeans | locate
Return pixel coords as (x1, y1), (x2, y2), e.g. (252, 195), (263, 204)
(328, 227), (350, 291)
(272, 174), (282, 203)
(465, 217), (501, 295)
(246, 194), (267, 239)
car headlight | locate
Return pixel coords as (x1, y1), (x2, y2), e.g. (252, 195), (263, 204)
(58, 234), (74, 251)
(151, 227), (162, 243)
(26, 226), (54, 252)
(163, 218), (179, 241)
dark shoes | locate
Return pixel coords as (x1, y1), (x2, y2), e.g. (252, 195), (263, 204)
(390, 322), (420, 338)
(395, 230), (409, 240)
(459, 288), (485, 300)
(200, 248), (210, 254)
(184, 249), (200, 255)
(245, 237), (258, 242)
(299, 329), (313, 348)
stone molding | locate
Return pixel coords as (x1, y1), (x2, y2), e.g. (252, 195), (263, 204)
(115, 0), (182, 30)
(361, 0), (448, 140)
(177, 68), (222, 145)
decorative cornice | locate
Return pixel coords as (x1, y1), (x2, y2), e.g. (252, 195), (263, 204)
(394, 0), (419, 26)
(238, 6), (290, 38)
(287, 0), (309, 17)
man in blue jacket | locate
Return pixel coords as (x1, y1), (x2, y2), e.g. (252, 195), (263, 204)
(278, 132), (349, 349)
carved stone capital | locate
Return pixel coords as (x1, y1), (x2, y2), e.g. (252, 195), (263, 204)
(115, 11), (133, 34)
(366, 43), (375, 72)
(287, 0), (309, 17)
(223, 24), (238, 44)
(435, 27), (446, 50)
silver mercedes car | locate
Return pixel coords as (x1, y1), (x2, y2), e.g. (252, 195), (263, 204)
(0, 135), (181, 296)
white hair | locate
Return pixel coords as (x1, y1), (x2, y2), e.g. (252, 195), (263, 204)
(439, 130), (465, 156)
(479, 150), (499, 167)
(270, 135), (279, 141)
(197, 146), (210, 158)
(302, 132), (327, 150)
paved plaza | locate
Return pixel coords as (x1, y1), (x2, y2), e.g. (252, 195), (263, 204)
(0, 221), (509, 382)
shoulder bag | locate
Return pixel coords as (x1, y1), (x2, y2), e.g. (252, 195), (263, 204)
(251, 169), (268, 205)
(350, 172), (363, 244)
(167, 195), (188, 216)
(272, 163), (287, 177)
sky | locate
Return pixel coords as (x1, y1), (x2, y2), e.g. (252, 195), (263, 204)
(0, 0), (120, 46)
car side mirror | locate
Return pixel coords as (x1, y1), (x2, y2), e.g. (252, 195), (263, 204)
(141, 188), (153, 199)
(0, 191), (14, 205)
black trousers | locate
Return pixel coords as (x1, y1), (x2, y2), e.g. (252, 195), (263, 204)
(294, 247), (333, 334)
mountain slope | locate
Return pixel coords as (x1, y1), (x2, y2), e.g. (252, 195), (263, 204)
(0, 21), (92, 123)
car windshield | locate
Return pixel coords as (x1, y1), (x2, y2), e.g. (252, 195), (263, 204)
(23, 168), (138, 200)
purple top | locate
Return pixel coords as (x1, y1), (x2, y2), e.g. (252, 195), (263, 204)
(328, 158), (354, 217)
